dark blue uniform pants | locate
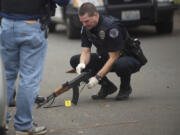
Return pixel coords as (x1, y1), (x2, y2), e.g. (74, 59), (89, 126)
(70, 53), (141, 88)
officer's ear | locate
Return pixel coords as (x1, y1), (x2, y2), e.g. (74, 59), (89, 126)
(93, 12), (99, 21)
(93, 12), (98, 17)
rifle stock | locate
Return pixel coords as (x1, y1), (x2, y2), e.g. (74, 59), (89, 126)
(66, 69), (76, 73)
(37, 70), (92, 108)
(54, 85), (69, 96)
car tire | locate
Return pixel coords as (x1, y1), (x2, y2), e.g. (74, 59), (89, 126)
(66, 17), (80, 39)
(156, 21), (173, 34)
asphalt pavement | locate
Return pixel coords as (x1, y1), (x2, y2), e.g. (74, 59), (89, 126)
(7, 12), (180, 135)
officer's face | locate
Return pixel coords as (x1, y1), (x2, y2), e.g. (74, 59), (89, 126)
(79, 12), (99, 30)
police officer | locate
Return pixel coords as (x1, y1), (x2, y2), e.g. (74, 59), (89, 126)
(0, 0), (69, 134)
(70, 2), (143, 101)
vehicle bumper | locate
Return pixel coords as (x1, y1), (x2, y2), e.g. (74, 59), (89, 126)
(65, 2), (178, 28)
(106, 2), (178, 26)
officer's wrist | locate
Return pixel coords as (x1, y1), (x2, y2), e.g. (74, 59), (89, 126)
(95, 74), (102, 82)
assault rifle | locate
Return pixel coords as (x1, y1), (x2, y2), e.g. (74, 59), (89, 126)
(37, 69), (92, 108)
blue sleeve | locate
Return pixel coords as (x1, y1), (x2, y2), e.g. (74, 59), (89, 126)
(105, 26), (124, 52)
(53, 0), (70, 6)
(81, 27), (92, 48)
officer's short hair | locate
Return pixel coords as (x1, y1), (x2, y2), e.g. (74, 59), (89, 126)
(79, 2), (97, 17)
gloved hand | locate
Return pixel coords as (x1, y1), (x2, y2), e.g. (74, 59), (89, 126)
(76, 63), (86, 74)
(87, 77), (99, 89)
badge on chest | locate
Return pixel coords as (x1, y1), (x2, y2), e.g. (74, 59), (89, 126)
(99, 30), (106, 40)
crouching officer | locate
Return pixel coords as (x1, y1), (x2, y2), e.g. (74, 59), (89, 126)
(70, 2), (147, 101)
(0, 0), (69, 135)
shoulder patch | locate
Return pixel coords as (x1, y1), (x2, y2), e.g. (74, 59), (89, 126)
(109, 28), (119, 38)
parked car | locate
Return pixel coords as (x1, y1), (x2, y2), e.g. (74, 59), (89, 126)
(50, 0), (178, 39)
(0, 55), (7, 134)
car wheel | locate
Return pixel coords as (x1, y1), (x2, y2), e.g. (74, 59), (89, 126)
(66, 17), (80, 39)
(156, 21), (173, 34)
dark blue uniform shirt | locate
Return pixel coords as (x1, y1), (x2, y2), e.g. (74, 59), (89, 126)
(81, 15), (126, 55)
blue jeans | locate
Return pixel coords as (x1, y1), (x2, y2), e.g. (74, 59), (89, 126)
(0, 18), (47, 131)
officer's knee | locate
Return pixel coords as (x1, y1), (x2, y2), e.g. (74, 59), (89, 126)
(114, 57), (141, 76)
(70, 55), (80, 69)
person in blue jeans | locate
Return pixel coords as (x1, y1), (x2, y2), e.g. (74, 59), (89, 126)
(0, 0), (69, 134)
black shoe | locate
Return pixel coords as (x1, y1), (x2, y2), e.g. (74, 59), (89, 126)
(0, 123), (8, 135)
(92, 77), (117, 100)
(35, 96), (45, 104)
(0, 128), (7, 135)
(115, 86), (132, 100)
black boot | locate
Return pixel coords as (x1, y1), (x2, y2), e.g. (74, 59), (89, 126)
(115, 86), (132, 100)
(116, 75), (132, 100)
(92, 77), (117, 100)
(35, 95), (45, 104)
(0, 127), (8, 135)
